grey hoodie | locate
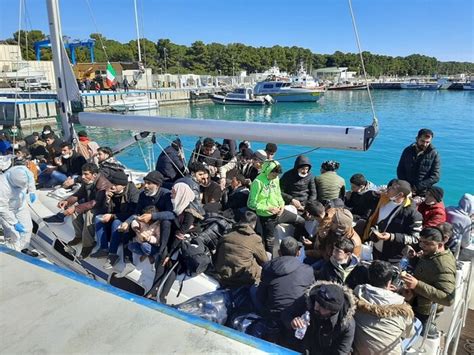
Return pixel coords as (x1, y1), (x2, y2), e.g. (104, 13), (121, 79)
(446, 193), (473, 248)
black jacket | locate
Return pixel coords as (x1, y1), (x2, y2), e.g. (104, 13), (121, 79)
(132, 187), (173, 219)
(315, 256), (368, 290)
(397, 143), (440, 195)
(175, 176), (205, 216)
(57, 152), (86, 177)
(257, 256), (315, 321)
(281, 281), (356, 355)
(155, 145), (186, 182)
(280, 155), (317, 205)
(105, 182), (140, 221)
(344, 190), (379, 221)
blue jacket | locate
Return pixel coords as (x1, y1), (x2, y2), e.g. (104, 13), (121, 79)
(155, 145), (185, 182)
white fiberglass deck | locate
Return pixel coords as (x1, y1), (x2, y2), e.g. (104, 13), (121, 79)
(0, 247), (295, 354)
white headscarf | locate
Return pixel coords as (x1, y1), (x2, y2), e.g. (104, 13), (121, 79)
(172, 182), (195, 216)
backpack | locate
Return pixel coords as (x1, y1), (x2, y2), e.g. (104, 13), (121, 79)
(196, 214), (235, 252)
(180, 238), (212, 277)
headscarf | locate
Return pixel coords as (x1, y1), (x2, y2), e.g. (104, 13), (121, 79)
(172, 182), (195, 216)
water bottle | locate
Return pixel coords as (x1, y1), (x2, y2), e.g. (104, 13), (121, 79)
(399, 256), (410, 272)
(294, 311), (311, 340)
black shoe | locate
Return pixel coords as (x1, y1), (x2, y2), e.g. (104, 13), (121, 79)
(44, 213), (65, 224)
(21, 248), (39, 257)
(90, 249), (109, 259)
(79, 246), (94, 259)
(104, 254), (120, 269)
(67, 237), (82, 246)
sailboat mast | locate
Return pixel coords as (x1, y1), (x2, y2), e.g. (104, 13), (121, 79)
(46, 0), (73, 141)
(134, 0), (142, 63)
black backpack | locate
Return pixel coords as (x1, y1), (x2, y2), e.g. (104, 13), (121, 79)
(180, 238), (212, 277)
(197, 214), (235, 252)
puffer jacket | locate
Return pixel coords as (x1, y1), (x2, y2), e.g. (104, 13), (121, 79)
(247, 160), (284, 217)
(412, 250), (456, 316)
(418, 201), (446, 227)
(280, 155), (317, 205)
(316, 255), (368, 290)
(256, 255), (315, 320)
(214, 224), (268, 287)
(397, 143), (440, 195)
(353, 284), (414, 355)
(446, 193), (474, 249)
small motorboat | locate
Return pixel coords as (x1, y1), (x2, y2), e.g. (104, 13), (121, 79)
(400, 79), (441, 90)
(210, 88), (273, 106)
(109, 94), (159, 111)
(327, 82), (367, 90)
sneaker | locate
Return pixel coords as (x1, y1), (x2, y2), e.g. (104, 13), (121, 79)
(78, 246), (94, 259)
(67, 237), (82, 246)
(104, 254), (120, 270)
(44, 213), (65, 224)
(90, 249), (109, 259)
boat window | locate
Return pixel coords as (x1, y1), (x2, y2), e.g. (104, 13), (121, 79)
(263, 84), (274, 89)
(235, 88), (245, 94)
(275, 83), (283, 88)
(283, 83), (291, 87)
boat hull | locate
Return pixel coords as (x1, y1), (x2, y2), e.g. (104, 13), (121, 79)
(327, 84), (366, 90)
(109, 99), (159, 111)
(267, 91), (323, 102)
(210, 94), (268, 106)
(400, 83), (441, 90)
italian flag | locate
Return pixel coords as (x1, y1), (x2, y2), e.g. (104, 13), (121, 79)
(106, 62), (116, 86)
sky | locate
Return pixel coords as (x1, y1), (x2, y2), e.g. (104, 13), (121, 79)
(1, 0), (473, 62)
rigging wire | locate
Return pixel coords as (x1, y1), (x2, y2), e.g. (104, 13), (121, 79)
(347, 0), (378, 125)
(84, 0), (110, 61)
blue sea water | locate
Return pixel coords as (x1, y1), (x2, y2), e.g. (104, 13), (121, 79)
(81, 90), (473, 206)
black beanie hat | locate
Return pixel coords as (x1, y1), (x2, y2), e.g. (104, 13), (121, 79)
(108, 170), (129, 186)
(428, 186), (444, 202)
(309, 284), (345, 313)
(143, 171), (164, 185)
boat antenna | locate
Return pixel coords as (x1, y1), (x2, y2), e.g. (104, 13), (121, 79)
(134, 0), (142, 63)
(347, 0), (378, 128)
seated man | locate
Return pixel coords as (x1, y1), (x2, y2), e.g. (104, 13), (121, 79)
(175, 162), (208, 216)
(214, 211), (268, 288)
(43, 142), (86, 187)
(280, 155), (317, 212)
(155, 138), (186, 188)
(316, 237), (368, 289)
(401, 227), (456, 331)
(221, 173), (250, 220)
(353, 260), (414, 355)
(417, 186), (446, 228)
(188, 137), (222, 178)
(281, 282), (356, 354)
(344, 173), (379, 224)
(446, 193), (473, 255)
(256, 237), (314, 326)
(57, 163), (112, 258)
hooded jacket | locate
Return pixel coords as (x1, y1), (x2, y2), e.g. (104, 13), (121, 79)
(155, 144), (186, 182)
(281, 280), (357, 355)
(418, 200), (446, 228)
(446, 193), (473, 249)
(256, 255), (315, 320)
(247, 160), (284, 217)
(353, 284), (414, 355)
(214, 224), (268, 287)
(397, 143), (440, 195)
(280, 155), (317, 205)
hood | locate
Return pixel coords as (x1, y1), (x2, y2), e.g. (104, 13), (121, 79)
(331, 208), (354, 235)
(266, 256), (303, 277)
(294, 155), (312, 171)
(5, 166), (33, 189)
(260, 160), (280, 178)
(458, 193), (474, 215)
(304, 280), (356, 328)
(232, 224), (257, 236)
(354, 284), (414, 319)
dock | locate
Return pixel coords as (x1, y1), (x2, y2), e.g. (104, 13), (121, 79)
(0, 246), (295, 354)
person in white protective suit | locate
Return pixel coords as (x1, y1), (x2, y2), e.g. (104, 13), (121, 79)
(0, 163), (37, 251)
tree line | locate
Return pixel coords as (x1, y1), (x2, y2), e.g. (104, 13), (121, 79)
(4, 30), (474, 77)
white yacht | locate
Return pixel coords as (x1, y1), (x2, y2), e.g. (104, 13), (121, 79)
(291, 62), (320, 89)
(210, 87), (273, 105)
(254, 80), (324, 102)
(109, 94), (159, 111)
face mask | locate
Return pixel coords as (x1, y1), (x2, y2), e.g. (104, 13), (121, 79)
(62, 154), (71, 159)
(298, 172), (308, 178)
(43, 130), (51, 135)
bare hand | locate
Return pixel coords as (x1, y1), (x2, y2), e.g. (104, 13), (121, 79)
(220, 178), (226, 190)
(57, 200), (68, 209)
(291, 317), (307, 330)
(376, 232), (391, 241)
(63, 206), (75, 216)
(137, 213), (152, 224)
(302, 237), (313, 246)
(161, 256), (170, 267)
(401, 273), (419, 290)
(291, 199), (303, 210)
(54, 157), (62, 166)
(62, 177), (75, 188)
(101, 214), (113, 223)
(118, 222), (129, 232)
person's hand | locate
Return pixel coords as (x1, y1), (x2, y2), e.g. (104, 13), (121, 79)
(54, 157), (62, 166)
(208, 166), (217, 176)
(403, 245), (417, 258)
(161, 256), (171, 267)
(62, 177), (75, 188)
(14, 222), (27, 233)
(375, 232), (391, 241)
(401, 288), (414, 302)
(118, 222), (129, 232)
(401, 273), (419, 290)
(388, 284), (399, 292)
(291, 199), (303, 210)
(57, 200), (68, 209)
(137, 213), (152, 224)
(29, 192), (37, 204)
(63, 206), (75, 216)
(291, 317), (307, 330)
(219, 178), (226, 190)
(175, 232), (186, 240)
(101, 214), (114, 223)
(302, 237), (313, 246)
(268, 207), (280, 215)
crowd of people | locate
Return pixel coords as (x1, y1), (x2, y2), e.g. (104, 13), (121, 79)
(1, 126), (473, 354)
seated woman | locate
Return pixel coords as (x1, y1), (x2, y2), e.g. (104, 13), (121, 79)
(314, 160), (346, 205)
(128, 206), (161, 264)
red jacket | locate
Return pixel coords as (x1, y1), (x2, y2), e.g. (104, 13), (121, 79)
(418, 201), (446, 227)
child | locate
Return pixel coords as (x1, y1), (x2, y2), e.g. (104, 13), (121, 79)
(128, 206), (161, 264)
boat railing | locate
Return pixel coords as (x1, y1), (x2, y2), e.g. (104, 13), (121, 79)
(405, 303), (438, 354)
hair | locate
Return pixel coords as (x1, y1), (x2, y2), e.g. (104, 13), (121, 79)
(417, 128), (434, 138)
(270, 164), (282, 174)
(437, 222), (453, 242)
(420, 227), (444, 242)
(305, 200), (325, 217)
(239, 210), (258, 227)
(333, 236), (354, 254)
(368, 260), (394, 288)
(321, 160), (340, 172)
(189, 161), (208, 174)
(233, 173), (246, 186)
(350, 173), (367, 187)
(202, 137), (215, 148)
(60, 142), (73, 150)
(387, 179), (412, 197)
(238, 141), (250, 151)
(265, 143), (277, 154)
(97, 146), (113, 157)
(81, 162), (99, 174)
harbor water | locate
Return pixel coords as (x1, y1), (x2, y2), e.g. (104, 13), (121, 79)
(79, 90), (473, 206)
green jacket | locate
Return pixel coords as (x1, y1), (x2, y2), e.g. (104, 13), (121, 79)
(247, 160), (285, 217)
(413, 250), (456, 316)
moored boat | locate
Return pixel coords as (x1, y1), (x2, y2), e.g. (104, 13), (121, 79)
(109, 94), (159, 111)
(254, 80), (324, 102)
(400, 79), (441, 90)
(327, 82), (367, 90)
(210, 88), (273, 106)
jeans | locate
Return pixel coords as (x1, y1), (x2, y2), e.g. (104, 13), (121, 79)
(128, 241), (158, 256)
(38, 165), (68, 188)
(94, 217), (132, 258)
